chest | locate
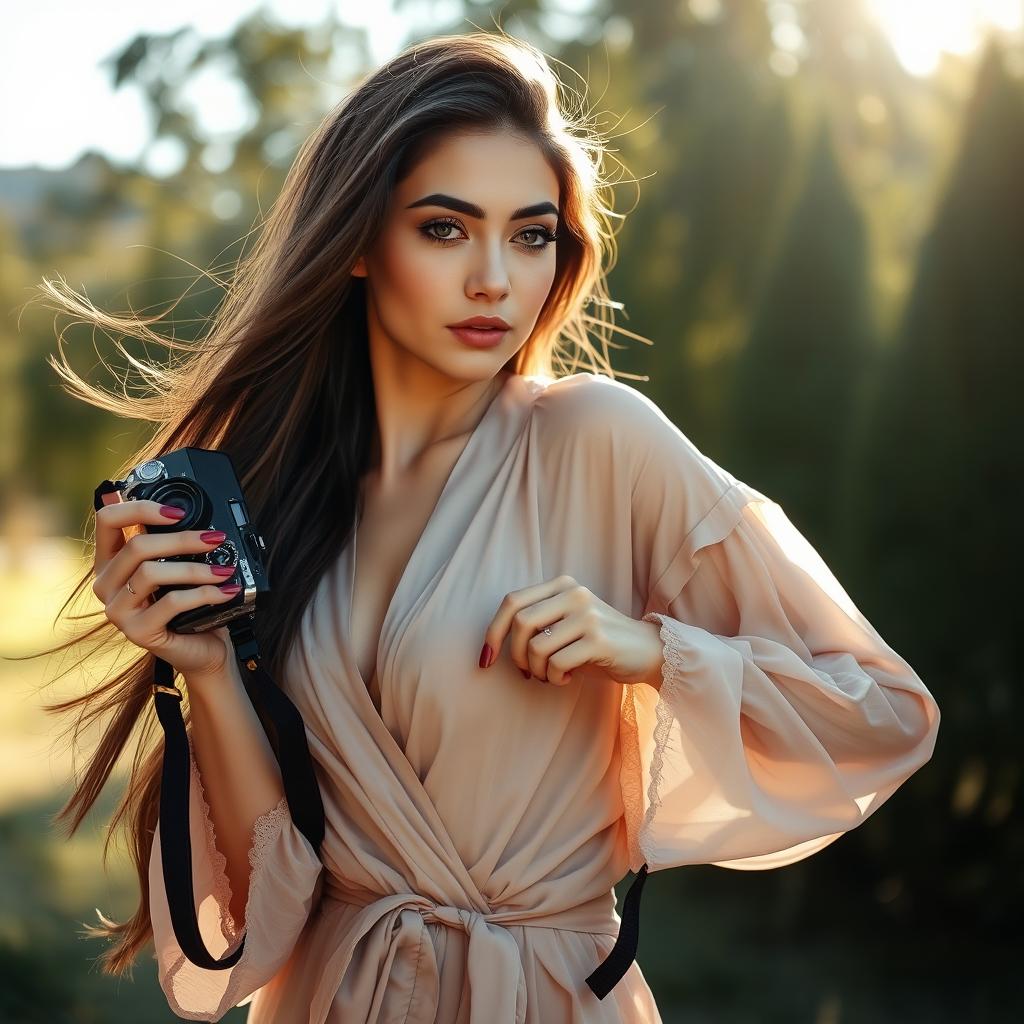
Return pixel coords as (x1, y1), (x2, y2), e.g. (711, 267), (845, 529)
(349, 441), (469, 698)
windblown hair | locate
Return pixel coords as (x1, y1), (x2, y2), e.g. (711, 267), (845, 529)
(29, 29), (640, 975)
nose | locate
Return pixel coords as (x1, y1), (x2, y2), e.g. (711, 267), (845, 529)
(466, 240), (511, 301)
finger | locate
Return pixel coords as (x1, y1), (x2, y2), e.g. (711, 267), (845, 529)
(130, 557), (238, 599)
(523, 611), (587, 683)
(106, 558), (237, 615)
(508, 590), (577, 679)
(105, 572), (155, 619)
(484, 575), (574, 669)
(95, 529), (227, 605)
(543, 635), (593, 687)
(94, 498), (188, 571)
(127, 583), (242, 649)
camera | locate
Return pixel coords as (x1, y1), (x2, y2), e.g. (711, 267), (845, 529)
(114, 447), (270, 633)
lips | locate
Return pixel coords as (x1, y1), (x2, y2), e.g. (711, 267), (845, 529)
(447, 325), (510, 349)
(448, 316), (512, 330)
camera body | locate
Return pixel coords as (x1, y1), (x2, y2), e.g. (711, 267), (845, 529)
(116, 447), (270, 633)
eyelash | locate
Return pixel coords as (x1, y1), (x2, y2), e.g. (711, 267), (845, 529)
(419, 216), (559, 252)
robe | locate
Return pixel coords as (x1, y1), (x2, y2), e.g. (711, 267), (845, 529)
(147, 370), (940, 1022)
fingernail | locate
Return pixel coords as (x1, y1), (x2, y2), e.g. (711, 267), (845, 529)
(218, 582), (242, 594)
(479, 643), (493, 669)
(210, 565), (235, 577)
(520, 668), (531, 679)
(160, 505), (186, 519)
(200, 530), (227, 544)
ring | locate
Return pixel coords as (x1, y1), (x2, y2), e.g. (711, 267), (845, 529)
(542, 626), (552, 636)
(126, 577), (137, 596)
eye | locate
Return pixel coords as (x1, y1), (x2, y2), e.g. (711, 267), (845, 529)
(418, 217), (559, 252)
(517, 227), (559, 250)
(419, 217), (467, 246)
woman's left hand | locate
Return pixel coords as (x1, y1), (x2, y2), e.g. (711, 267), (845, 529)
(480, 575), (665, 688)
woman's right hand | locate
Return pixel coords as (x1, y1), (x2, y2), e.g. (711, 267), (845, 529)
(92, 497), (243, 680)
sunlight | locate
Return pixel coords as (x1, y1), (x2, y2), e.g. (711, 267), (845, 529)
(866, 0), (1024, 76)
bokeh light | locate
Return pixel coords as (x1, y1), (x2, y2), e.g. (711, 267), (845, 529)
(866, 0), (1024, 75)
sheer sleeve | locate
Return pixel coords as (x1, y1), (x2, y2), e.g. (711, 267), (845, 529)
(616, 388), (940, 875)
(148, 731), (324, 1021)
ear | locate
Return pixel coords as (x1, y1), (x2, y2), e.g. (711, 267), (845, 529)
(351, 256), (368, 278)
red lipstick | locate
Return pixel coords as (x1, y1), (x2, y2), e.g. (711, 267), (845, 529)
(447, 314), (512, 349)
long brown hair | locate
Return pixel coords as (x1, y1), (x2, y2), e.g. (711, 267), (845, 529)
(25, 29), (644, 976)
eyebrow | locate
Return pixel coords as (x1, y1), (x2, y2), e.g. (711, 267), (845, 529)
(405, 193), (558, 221)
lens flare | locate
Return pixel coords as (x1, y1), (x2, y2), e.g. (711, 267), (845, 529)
(866, 0), (1023, 76)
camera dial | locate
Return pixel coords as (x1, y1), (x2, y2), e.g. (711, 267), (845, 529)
(205, 540), (239, 569)
(123, 458), (167, 500)
(135, 460), (165, 482)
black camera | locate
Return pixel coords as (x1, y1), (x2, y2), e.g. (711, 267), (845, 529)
(112, 447), (270, 633)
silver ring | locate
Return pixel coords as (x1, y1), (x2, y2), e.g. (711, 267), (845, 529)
(126, 577), (137, 596)
(542, 626), (553, 636)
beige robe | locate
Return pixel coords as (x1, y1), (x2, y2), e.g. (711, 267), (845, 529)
(148, 371), (940, 1022)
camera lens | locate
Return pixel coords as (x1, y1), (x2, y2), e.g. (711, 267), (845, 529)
(148, 479), (210, 532)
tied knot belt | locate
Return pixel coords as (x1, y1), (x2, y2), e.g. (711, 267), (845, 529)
(309, 870), (621, 1024)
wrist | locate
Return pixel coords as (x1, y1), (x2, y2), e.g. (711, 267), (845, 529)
(638, 618), (665, 693)
(183, 656), (244, 706)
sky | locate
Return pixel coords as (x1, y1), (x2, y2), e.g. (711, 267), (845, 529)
(0, 0), (419, 170)
(3, 0), (1022, 171)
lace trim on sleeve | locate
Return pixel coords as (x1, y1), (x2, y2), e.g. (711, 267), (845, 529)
(249, 800), (293, 872)
(637, 611), (689, 864)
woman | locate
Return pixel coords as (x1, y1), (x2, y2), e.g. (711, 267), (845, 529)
(40, 31), (939, 1023)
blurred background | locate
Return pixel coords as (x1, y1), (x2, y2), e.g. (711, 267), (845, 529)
(1, 1), (1021, 1021)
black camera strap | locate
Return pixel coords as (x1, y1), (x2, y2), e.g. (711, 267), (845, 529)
(584, 862), (648, 998)
(150, 622), (325, 971)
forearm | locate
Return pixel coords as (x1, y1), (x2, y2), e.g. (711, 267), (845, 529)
(186, 657), (286, 928)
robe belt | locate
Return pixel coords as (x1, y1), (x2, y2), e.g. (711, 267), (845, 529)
(309, 872), (621, 1024)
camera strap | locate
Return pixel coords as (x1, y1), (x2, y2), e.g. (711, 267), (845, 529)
(150, 620), (325, 971)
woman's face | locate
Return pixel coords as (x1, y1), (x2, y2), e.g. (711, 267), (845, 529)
(352, 128), (560, 383)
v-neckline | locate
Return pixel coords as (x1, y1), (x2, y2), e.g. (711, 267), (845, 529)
(344, 371), (517, 703)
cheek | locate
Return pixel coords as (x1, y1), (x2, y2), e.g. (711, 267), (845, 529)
(517, 256), (558, 313)
(376, 234), (448, 312)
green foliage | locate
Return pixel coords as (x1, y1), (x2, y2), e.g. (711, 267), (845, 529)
(726, 117), (877, 559)
(857, 34), (1024, 940)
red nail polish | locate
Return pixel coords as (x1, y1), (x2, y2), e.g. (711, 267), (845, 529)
(160, 504), (186, 519)
(479, 643), (493, 669)
(210, 565), (235, 577)
(218, 582), (241, 594)
(200, 530), (227, 544)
